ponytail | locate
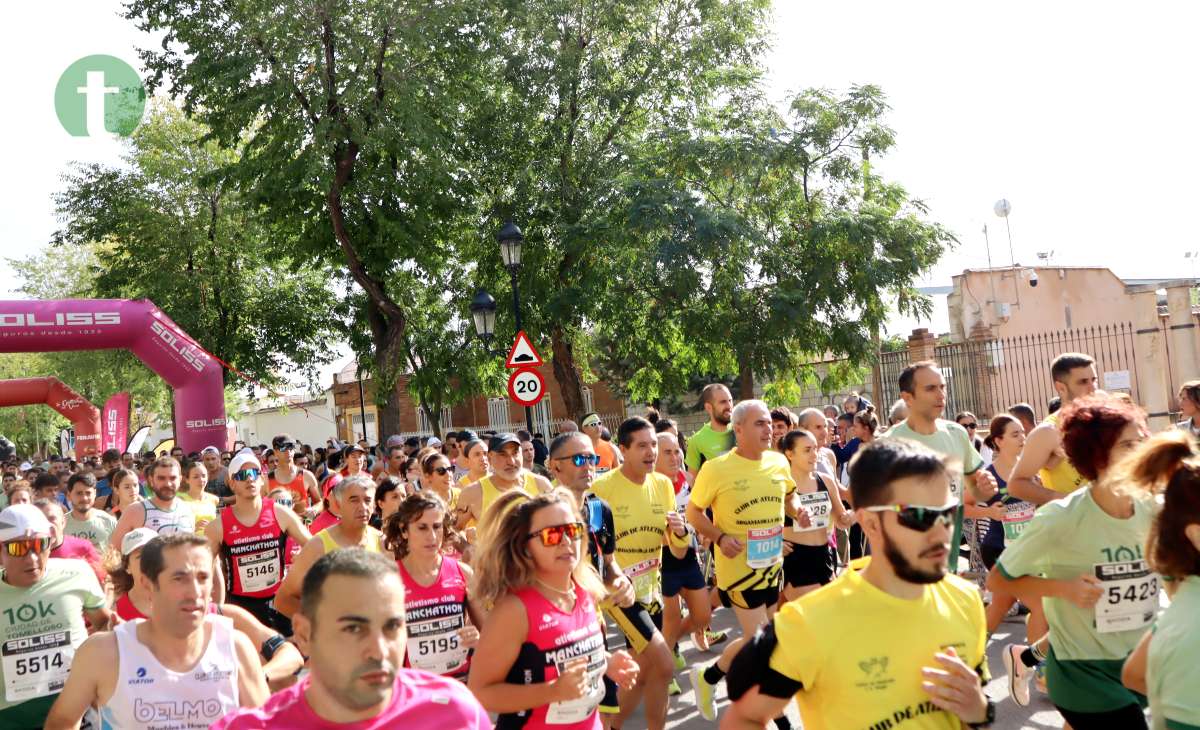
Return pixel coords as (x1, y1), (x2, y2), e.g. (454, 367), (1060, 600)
(984, 414), (1018, 452)
(1117, 428), (1196, 493)
(1120, 430), (1200, 580)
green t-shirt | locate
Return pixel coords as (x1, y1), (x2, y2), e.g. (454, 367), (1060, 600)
(0, 559), (106, 728)
(63, 509), (118, 550)
(684, 423), (733, 474)
(883, 419), (982, 569)
(1149, 576), (1200, 730)
(998, 487), (1158, 712)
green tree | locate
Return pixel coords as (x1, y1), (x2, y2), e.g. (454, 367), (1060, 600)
(52, 100), (341, 390)
(467, 0), (773, 420)
(594, 85), (953, 402)
(124, 0), (497, 437)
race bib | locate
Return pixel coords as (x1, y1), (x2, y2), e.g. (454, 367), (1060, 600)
(745, 526), (783, 569)
(406, 610), (467, 676)
(626, 558), (662, 606)
(795, 492), (832, 531)
(1001, 503), (1035, 543)
(1094, 560), (1159, 634)
(545, 641), (606, 725)
(2, 630), (72, 703)
(237, 550), (282, 593)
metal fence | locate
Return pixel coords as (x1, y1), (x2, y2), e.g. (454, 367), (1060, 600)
(875, 323), (1140, 421)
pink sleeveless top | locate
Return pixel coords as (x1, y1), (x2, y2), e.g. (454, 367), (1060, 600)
(399, 556), (472, 679)
(496, 582), (605, 730)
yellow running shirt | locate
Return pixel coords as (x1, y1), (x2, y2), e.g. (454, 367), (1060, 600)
(316, 525), (384, 554)
(689, 450), (795, 592)
(769, 562), (989, 729)
(1039, 413), (1086, 494)
(479, 473), (540, 519)
(591, 469), (679, 607)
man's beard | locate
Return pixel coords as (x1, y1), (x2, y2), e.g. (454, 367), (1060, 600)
(880, 523), (947, 585)
(714, 411), (731, 426)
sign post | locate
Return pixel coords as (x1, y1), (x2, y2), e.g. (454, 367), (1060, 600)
(505, 331), (544, 433)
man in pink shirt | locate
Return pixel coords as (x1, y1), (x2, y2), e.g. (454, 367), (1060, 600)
(35, 498), (105, 587)
(212, 549), (491, 729)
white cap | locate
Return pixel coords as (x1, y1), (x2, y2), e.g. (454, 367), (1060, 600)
(0, 504), (52, 542)
(227, 448), (262, 476)
(427, 436), (443, 448)
(121, 527), (159, 556)
(200, 446), (221, 457)
(18, 462), (32, 472)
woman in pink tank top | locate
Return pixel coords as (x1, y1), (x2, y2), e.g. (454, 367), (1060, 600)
(385, 493), (481, 680)
(467, 490), (640, 729)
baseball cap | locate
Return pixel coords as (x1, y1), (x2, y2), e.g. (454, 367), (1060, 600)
(227, 449), (262, 475)
(200, 446), (221, 457)
(344, 443), (368, 456)
(488, 432), (521, 452)
(0, 504), (52, 542)
(581, 414), (603, 428)
(385, 435), (406, 448)
(121, 527), (159, 556)
(18, 462), (32, 472)
(427, 436), (443, 448)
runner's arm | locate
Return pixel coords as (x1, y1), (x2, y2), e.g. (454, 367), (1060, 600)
(454, 484), (481, 532)
(232, 629), (270, 708)
(84, 605), (116, 632)
(459, 562), (487, 628)
(106, 502), (142, 552)
(303, 470), (321, 505)
(468, 595), (566, 713)
(44, 634), (112, 730)
(531, 473), (554, 494)
(1120, 629), (1151, 695)
(685, 502), (721, 544)
(220, 602), (303, 692)
(276, 503), (313, 545)
(720, 686), (793, 730)
(1007, 426), (1067, 505)
(274, 539), (321, 618)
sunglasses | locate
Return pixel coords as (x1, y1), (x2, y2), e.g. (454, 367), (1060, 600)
(432, 466), (452, 476)
(553, 453), (600, 467)
(527, 521), (586, 547)
(864, 502), (960, 532)
(4, 537), (51, 557)
(581, 421), (602, 429)
(961, 423), (977, 429)
(233, 468), (261, 482)
(276, 442), (296, 451)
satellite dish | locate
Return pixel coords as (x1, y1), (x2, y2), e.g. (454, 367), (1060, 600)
(994, 199), (1012, 218)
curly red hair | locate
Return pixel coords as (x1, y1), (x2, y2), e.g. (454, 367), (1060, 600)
(1059, 394), (1146, 481)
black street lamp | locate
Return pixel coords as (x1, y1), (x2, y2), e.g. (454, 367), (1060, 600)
(469, 289), (497, 344)
(493, 222), (534, 434)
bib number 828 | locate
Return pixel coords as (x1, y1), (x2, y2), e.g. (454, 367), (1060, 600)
(14, 653), (63, 675)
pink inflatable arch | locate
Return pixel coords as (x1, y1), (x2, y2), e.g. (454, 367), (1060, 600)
(0, 377), (102, 457)
(0, 299), (227, 454)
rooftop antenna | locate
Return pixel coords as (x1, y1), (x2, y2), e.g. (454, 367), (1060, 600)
(994, 199), (1019, 307)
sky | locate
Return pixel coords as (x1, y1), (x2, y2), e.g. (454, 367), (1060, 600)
(2, 1), (1198, 384)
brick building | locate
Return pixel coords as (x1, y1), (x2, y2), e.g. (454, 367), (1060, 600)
(330, 361), (627, 443)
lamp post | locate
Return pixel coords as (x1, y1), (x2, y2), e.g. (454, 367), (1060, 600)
(470, 222), (535, 434)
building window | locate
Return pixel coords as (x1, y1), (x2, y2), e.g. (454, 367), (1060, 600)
(350, 411), (377, 443)
(582, 386), (594, 414)
(487, 398), (509, 429)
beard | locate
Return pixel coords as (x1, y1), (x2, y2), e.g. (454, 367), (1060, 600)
(152, 485), (177, 502)
(714, 410), (732, 426)
(879, 523), (948, 585)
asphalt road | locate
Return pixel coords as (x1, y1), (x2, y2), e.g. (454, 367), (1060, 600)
(613, 604), (1068, 729)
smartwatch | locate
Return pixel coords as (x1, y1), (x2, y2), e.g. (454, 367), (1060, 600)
(968, 698), (996, 728)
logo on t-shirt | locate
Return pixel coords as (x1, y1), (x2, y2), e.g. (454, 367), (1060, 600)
(855, 656), (894, 691)
(129, 666), (153, 685)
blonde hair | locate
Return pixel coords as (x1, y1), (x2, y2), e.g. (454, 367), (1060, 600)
(471, 488), (605, 610)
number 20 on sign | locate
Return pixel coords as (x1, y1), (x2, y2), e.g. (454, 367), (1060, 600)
(507, 367), (545, 407)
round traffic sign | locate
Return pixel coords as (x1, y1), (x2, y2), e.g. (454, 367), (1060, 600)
(507, 367), (545, 407)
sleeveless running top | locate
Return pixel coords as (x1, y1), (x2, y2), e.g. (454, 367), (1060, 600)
(480, 473), (539, 519)
(399, 556), (472, 678)
(220, 499), (287, 599)
(496, 583), (606, 730)
(101, 615), (239, 730)
(1039, 413), (1086, 494)
(315, 525), (384, 554)
(143, 499), (196, 536)
(267, 468), (310, 510)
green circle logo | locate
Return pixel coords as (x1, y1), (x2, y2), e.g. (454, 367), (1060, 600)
(55, 55), (146, 137)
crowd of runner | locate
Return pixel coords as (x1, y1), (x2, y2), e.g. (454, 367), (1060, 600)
(0, 352), (1197, 729)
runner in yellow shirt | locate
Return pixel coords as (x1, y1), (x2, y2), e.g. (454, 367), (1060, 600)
(686, 400), (798, 722)
(591, 417), (689, 730)
(455, 433), (552, 533)
(722, 439), (994, 730)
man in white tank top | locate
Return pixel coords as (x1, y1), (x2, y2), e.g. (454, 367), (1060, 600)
(44, 534), (268, 729)
(108, 457), (197, 552)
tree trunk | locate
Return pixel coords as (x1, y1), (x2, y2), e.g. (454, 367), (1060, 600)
(737, 354), (755, 401)
(551, 325), (586, 423)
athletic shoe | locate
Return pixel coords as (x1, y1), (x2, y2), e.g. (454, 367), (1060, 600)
(674, 646), (686, 671)
(669, 677), (682, 696)
(1003, 644), (1033, 707)
(690, 665), (718, 721)
(705, 629), (728, 646)
(692, 629), (710, 652)
(1034, 663), (1047, 694)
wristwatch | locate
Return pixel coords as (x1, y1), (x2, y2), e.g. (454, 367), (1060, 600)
(967, 698), (996, 728)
